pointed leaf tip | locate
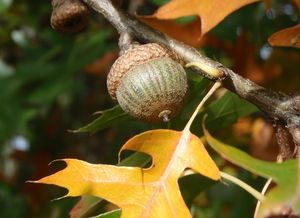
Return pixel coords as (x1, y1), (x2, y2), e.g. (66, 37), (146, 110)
(153, 0), (259, 35)
(268, 24), (300, 48)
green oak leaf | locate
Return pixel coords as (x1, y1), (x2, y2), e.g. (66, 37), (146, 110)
(71, 106), (131, 134)
(204, 127), (300, 217)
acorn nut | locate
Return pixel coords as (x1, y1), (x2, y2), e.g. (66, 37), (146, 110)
(51, 0), (89, 33)
(107, 43), (188, 123)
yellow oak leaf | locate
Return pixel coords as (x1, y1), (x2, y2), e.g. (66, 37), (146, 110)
(34, 129), (220, 218)
(153, 0), (259, 35)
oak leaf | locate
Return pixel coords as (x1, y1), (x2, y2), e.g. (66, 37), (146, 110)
(84, 51), (118, 75)
(268, 24), (300, 48)
(294, 0), (300, 10)
(153, 0), (259, 35)
(139, 17), (203, 47)
(204, 128), (300, 217)
(34, 129), (220, 217)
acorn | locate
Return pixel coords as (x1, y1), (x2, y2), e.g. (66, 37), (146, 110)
(51, 0), (89, 33)
(107, 43), (188, 123)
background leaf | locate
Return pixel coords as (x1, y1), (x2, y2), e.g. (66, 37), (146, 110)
(268, 24), (300, 48)
(72, 106), (131, 134)
(190, 91), (258, 134)
(91, 210), (121, 218)
(204, 128), (300, 217)
(153, 0), (259, 35)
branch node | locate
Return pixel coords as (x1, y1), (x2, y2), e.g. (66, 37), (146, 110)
(118, 32), (136, 54)
(185, 62), (225, 79)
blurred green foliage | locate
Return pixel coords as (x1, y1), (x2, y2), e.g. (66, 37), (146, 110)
(0, 0), (299, 217)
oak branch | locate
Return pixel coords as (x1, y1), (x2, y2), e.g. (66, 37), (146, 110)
(52, 0), (300, 157)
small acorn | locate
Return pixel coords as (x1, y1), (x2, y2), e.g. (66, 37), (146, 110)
(107, 43), (188, 123)
(51, 0), (89, 33)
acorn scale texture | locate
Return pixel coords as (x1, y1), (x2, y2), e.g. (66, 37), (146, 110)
(116, 57), (188, 123)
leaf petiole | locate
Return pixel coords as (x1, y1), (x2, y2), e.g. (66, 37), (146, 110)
(184, 81), (222, 131)
(220, 171), (266, 202)
(253, 178), (272, 218)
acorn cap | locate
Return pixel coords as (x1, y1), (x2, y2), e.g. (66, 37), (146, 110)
(107, 43), (184, 100)
(51, 0), (89, 33)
